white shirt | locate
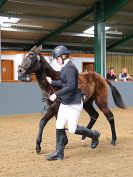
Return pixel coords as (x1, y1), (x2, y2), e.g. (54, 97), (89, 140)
(61, 59), (70, 68)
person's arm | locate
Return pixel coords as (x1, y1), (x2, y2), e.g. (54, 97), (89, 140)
(52, 80), (63, 88)
(114, 75), (117, 80)
(119, 73), (123, 80)
(106, 73), (111, 79)
(126, 74), (131, 79)
(46, 76), (63, 88)
(55, 67), (77, 98)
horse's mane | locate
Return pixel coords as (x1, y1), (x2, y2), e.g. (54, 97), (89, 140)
(39, 53), (60, 80)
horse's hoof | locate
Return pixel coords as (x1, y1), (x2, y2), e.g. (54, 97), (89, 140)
(81, 135), (86, 141)
(111, 140), (116, 145)
(36, 146), (41, 153)
(81, 135), (86, 143)
(80, 139), (86, 143)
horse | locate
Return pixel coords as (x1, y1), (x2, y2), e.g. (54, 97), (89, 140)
(18, 45), (126, 153)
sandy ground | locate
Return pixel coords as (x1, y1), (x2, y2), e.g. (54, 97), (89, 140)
(0, 107), (133, 177)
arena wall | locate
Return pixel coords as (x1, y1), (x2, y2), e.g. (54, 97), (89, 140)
(0, 82), (132, 115)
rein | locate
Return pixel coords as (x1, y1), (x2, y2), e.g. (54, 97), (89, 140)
(41, 85), (52, 102)
(41, 83), (53, 114)
(41, 86), (82, 114)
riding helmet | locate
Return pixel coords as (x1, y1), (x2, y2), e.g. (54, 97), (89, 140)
(52, 45), (71, 59)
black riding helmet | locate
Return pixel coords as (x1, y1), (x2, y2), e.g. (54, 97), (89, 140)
(52, 45), (71, 59)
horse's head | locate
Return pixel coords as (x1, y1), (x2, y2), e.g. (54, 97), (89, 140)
(18, 45), (42, 82)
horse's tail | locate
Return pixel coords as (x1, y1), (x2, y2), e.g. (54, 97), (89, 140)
(105, 79), (126, 109)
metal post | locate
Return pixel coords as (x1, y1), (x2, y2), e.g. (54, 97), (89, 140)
(94, 1), (106, 77)
(104, 0), (128, 21)
(101, 22), (106, 77)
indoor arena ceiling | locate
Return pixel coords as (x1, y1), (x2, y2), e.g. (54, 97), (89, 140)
(0, 0), (133, 53)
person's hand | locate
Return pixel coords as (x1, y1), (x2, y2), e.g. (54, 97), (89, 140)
(46, 77), (52, 84)
(49, 94), (57, 102)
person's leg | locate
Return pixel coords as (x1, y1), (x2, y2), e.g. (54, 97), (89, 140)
(67, 102), (101, 149)
(75, 126), (100, 149)
(67, 102), (83, 133)
(47, 104), (68, 161)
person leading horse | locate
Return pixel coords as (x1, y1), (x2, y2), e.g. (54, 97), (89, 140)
(46, 45), (100, 161)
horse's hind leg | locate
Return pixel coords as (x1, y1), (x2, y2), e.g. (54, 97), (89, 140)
(97, 104), (117, 145)
(81, 98), (99, 141)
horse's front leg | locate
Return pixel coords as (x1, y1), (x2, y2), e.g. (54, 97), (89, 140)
(36, 107), (58, 153)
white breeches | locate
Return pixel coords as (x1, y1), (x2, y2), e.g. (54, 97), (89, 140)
(56, 100), (83, 133)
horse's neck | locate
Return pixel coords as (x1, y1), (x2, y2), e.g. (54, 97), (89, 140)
(35, 71), (51, 92)
(35, 54), (59, 92)
(39, 54), (59, 80)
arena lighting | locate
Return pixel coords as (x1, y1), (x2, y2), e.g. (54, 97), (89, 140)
(83, 26), (110, 36)
(0, 16), (43, 29)
(1, 23), (44, 28)
(106, 30), (123, 35)
(83, 26), (122, 36)
(0, 16), (20, 27)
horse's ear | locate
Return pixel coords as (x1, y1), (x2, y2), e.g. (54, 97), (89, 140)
(35, 45), (42, 53)
(30, 45), (37, 52)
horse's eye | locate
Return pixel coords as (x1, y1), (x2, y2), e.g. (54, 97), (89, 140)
(29, 55), (34, 59)
(30, 54), (36, 58)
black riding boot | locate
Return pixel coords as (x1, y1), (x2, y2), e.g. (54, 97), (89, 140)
(54, 128), (68, 147)
(47, 129), (67, 161)
(75, 126), (100, 149)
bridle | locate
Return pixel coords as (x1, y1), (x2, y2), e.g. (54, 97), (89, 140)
(19, 52), (41, 73)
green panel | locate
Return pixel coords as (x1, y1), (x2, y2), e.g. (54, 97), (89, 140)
(107, 34), (133, 50)
(104, 0), (129, 21)
(35, 7), (94, 46)
(0, 0), (7, 9)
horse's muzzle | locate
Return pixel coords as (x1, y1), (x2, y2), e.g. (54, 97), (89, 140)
(18, 74), (32, 82)
(18, 66), (32, 82)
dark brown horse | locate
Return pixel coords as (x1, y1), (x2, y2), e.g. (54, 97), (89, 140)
(18, 46), (126, 153)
